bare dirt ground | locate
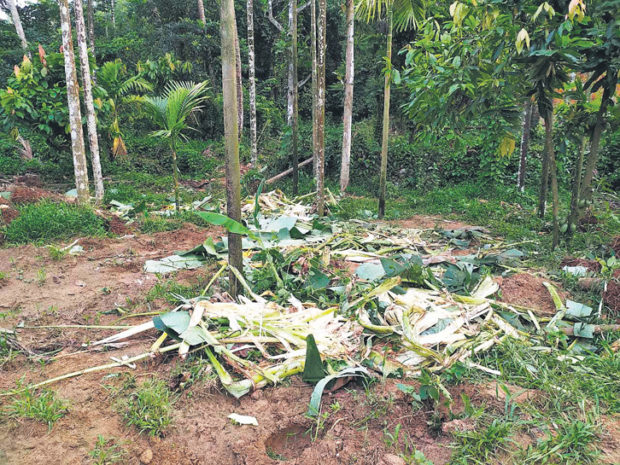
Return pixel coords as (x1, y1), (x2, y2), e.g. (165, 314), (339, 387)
(0, 218), (618, 465)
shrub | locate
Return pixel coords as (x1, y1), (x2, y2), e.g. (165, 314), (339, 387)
(3, 200), (106, 244)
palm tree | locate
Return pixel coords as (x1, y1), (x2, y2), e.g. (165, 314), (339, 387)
(220, 0), (243, 297)
(97, 59), (152, 157)
(357, 0), (424, 218)
(4, 0), (28, 51)
(59, 0), (90, 204)
(142, 81), (210, 211)
(74, 0), (104, 203)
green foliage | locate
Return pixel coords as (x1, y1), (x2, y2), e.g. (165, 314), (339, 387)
(88, 436), (127, 465)
(7, 387), (68, 429)
(3, 201), (106, 244)
(121, 379), (174, 436)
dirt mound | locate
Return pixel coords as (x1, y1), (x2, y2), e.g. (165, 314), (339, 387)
(15, 174), (43, 188)
(611, 236), (620, 256)
(560, 257), (601, 272)
(105, 215), (132, 235)
(10, 186), (56, 204)
(603, 269), (620, 313)
(499, 273), (568, 316)
(0, 205), (19, 225)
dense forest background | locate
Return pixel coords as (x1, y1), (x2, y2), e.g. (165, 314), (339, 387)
(0, 0), (618, 199)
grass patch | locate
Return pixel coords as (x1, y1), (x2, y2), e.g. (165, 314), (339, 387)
(88, 435), (127, 465)
(121, 379), (174, 436)
(7, 387), (68, 429)
(3, 201), (106, 244)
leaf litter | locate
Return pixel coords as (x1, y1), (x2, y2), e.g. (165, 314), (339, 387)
(3, 190), (611, 412)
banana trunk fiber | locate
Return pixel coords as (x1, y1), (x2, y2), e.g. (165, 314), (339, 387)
(288, 0), (299, 195)
(247, 0), (258, 166)
(220, 0), (243, 296)
(378, 6), (392, 219)
(316, 0), (326, 215)
(74, 0), (104, 203)
(59, 0), (90, 204)
(339, 0), (354, 193)
(517, 99), (532, 192)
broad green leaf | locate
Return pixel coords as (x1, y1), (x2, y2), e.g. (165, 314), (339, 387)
(302, 334), (326, 384)
(566, 300), (593, 319)
(307, 269), (330, 290)
(573, 322), (595, 338)
(153, 311), (190, 335)
(307, 367), (369, 417)
(195, 212), (253, 237)
(356, 263), (386, 281)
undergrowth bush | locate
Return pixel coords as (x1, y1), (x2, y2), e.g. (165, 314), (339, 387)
(4, 200), (106, 244)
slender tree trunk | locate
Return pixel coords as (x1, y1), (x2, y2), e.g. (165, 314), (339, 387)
(567, 135), (586, 240)
(579, 88), (610, 206)
(86, 0), (96, 82)
(288, 0), (299, 195)
(538, 106), (551, 218)
(316, 0), (326, 215)
(59, 0), (90, 204)
(310, 0), (318, 179)
(7, 0), (28, 51)
(74, 0), (104, 203)
(234, 23), (243, 139)
(247, 0), (258, 166)
(171, 143), (179, 211)
(545, 112), (559, 250)
(220, 0), (243, 297)
(339, 0), (354, 193)
(517, 99), (532, 192)
(197, 0), (206, 25)
(110, 0), (116, 32)
(378, 5), (392, 219)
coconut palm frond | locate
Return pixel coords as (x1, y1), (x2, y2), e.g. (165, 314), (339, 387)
(355, 0), (424, 31)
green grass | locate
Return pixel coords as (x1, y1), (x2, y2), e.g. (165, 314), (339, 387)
(88, 435), (127, 465)
(121, 379), (174, 436)
(7, 387), (68, 429)
(3, 201), (106, 245)
(450, 417), (515, 464)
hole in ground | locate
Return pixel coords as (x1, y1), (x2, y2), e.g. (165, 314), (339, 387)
(265, 424), (313, 461)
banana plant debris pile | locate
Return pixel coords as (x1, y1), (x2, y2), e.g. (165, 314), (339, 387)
(5, 190), (612, 410)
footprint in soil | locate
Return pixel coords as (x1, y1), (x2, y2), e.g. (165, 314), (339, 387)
(264, 424), (313, 461)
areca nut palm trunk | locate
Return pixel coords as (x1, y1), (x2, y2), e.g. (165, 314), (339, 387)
(59, 0), (90, 204)
(74, 0), (104, 203)
(197, 0), (206, 25)
(288, 0), (299, 195)
(339, 0), (355, 193)
(87, 0), (96, 50)
(234, 21), (243, 139)
(221, 0), (243, 297)
(378, 2), (393, 219)
(7, 0), (28, 51)
(247, 0), (258, 166)
(517, 98), (532, 192)
(310, 0), (318, 179)
(316, 0), (326, 216)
